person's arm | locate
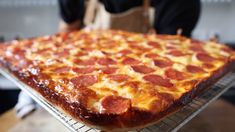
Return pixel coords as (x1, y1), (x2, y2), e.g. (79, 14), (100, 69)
(59, 20), (82, 32)
(152, 0), (201, 37)
(58, 0), (85, 32)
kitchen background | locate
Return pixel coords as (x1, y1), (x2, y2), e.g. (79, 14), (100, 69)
(0, 0), (234, 43)
(0, 0), (235, 119)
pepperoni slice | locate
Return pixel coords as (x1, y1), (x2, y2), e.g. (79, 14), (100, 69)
(12, 48), (25, 58)
(72, 67), (95, 74)
(100, 67), (117, 74)
(76, 51), (88, 56)
(202, 63), (214, 69)
(56, 49), (70, 57)
(78, 33), (89, 39)
(156, 35), (169, 40)
(167, 50), (185, 57)
(23, 40), (33, 48)
(191, 39), (204, 45)
(154, 59), (173, 68)
(84, 39), (95, 44)
(186, 65), (205, 73)
(74, 58), (96, 66)
(122, 57), (141, 65)
(167, 42), (179, 45)
(131, 65), (155, 74)
(74, 87), (97, 106)
(148, 41), (161, 49)
(71, 75), (97, 87)
(109, 74), (130, 82)
(123, 81), (140, 89)
(118, 49), (132, 55)
(165, 68), (186, 81)
(148, 93), (174, 113)
(189, 45), (205, 52)
(97, 57), (117, 65)
(222, 47), (234, 53)
(36, 48), (50, 54)
(103, 40), (117, 47)
(80, 47), (93, 52)
(166, 46), (177, 50)
(53, 66), (71, 74)
(130, 45), (151, 52)
(196, 53), (215, 62)
(79, 86), (97, 97)
(145, 53), (160, 59)
(101, 95), (131, 114)
(143, 74), (174, 87)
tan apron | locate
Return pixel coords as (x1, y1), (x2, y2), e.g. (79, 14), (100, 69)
(84, 0), (154, 33)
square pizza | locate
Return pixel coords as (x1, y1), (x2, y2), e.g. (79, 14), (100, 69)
(0, 30), (234, 131)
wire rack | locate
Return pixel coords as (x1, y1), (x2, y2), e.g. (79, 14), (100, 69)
(0, 67), (234, 132)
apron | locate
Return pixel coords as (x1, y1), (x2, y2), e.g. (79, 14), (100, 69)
(84, 0), (154, 33)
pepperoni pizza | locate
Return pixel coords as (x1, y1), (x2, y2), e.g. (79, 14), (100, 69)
(0, 30), (234, 131)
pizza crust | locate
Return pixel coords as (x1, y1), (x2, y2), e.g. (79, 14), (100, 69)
(0, 54), (234, 131)
(0, 30), (235, 131)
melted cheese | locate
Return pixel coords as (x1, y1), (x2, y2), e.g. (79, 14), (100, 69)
(1, 29), (234, 114)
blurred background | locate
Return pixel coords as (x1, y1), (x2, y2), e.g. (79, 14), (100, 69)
(0, 0), (235, 131)
(0, 0), (234, 42)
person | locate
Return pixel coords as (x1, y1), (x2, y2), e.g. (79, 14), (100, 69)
(15, 0), (201, 118)
(58, 0), (201, 37)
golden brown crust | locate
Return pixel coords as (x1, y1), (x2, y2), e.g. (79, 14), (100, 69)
(1, 59), (234, 131)
(0, 30), (235, 131)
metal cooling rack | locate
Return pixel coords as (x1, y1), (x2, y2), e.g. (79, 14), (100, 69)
(0, 67), (234, 132)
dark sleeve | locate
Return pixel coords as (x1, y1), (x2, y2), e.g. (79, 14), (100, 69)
(152, 0), (201, 37)
(58, 0), (85, 24)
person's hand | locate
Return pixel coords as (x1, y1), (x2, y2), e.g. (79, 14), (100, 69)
(15, 91), (37, 119)
(148, 28), (156, 34)
(59, 20), (82, 32)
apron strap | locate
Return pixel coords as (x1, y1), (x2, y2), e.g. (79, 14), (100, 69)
(143, 0), (151, 32)
(84, 0), (98, 26)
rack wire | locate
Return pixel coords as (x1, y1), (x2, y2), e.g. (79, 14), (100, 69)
(0, 67), (234, 132)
